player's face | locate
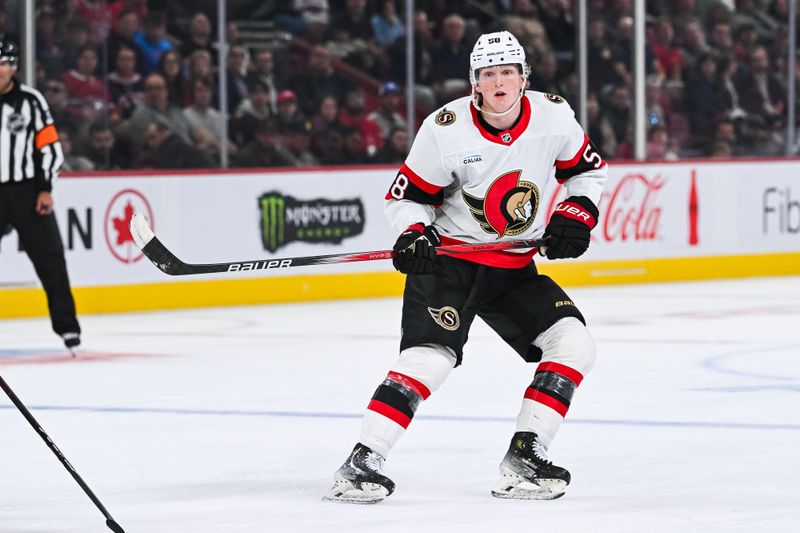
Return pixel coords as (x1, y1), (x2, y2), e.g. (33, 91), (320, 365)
(0, 60), (16, 93)
(475, 64), (524, 114)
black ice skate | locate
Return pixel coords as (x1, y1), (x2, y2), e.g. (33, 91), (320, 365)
(61, 333), (80, 357)
(61, 332), (80, 348)
(491, 432), (571, 500)
(323, 443), (395, 504)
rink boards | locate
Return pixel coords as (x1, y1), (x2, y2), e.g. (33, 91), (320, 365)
(2, 159), (800, 318)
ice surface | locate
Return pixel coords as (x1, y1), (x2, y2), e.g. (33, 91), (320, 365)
(2, 277), (799, 532)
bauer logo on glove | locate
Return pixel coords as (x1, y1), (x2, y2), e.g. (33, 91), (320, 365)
(542, 196), (599, 260)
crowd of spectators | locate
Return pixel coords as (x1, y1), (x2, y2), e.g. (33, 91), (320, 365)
(18, 0), (800, 171)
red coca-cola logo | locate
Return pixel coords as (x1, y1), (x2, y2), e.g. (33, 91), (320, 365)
(544, 173), (665, 242)
(601, 173), (664, 242)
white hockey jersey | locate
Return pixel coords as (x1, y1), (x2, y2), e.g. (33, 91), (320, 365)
(384, 91), (607, 268)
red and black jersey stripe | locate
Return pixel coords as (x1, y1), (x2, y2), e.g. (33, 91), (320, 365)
(523, 362), (584, 417)
(554, 135), (606, 183)
(385, 163), (444, 207)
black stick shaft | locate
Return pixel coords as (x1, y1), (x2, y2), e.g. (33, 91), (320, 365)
(0, 375), (125, 533)
(139, 231), (545, 276)
(131, 211), (547, 276)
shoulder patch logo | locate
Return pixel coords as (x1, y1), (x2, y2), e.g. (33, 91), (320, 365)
(427, 306), (460, 331)
(435, 107), (456, 126)
(544, 93), (565, 104)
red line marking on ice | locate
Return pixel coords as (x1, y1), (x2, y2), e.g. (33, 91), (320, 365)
(0, 352), (165, 366)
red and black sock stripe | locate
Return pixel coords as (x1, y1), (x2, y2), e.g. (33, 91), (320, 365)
(523, 362), (584, 417)
(367, 371), (431, 429)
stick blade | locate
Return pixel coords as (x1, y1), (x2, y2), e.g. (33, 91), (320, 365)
(106, 518), (126, 533)
(129, 212), (154, 250)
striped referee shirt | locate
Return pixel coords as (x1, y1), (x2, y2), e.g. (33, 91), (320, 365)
(0, 79), (64, 192)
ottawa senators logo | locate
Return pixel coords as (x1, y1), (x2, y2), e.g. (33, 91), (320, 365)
(427, 306), (460, 331)
(462, 170), (539, 237)
(544, 93), (565, 104)
(435, 107), (456, 126)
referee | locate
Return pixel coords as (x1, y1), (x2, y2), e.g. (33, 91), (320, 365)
(0, 40), (81, 352)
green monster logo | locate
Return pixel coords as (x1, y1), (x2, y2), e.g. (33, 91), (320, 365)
(259, 192), (366, 252)
(260, 194), (286, 252)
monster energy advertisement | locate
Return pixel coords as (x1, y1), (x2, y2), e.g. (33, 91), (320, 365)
(259, 192), (366, 252)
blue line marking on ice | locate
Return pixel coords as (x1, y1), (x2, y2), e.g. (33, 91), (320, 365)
(1, 404), (798, 431)
(0, 349), (54, 359)
(692, 384), (800, 393)
(701, 345), (799, 382)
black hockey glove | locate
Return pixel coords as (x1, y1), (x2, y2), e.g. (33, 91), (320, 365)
(542, 196), (599, 259)
(392, 223), (441, 274)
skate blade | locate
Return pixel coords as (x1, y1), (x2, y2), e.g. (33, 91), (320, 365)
(322, 480), (388, 504)
(491, 474), (567, 501)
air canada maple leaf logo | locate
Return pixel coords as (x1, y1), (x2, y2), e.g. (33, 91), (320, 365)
(462, 169), (539, 237)
(113, 202), (135, 245)
(103, 188), (153, 264)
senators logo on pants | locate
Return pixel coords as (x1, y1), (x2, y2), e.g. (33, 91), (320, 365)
(462, 170), (540, 237)
(428, 306), (460, 331)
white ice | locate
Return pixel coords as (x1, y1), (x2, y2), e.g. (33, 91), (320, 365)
(2, 276), (799, 533)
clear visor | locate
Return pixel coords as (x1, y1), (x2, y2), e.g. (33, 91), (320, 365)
(475, 65), (523, 83)
(470, 61), (529, 85)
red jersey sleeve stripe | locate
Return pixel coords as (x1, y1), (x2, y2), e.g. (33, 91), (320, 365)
(400, 163), (444, 195)
(537, 362), (585, 386)
(555, 134), (590, 170)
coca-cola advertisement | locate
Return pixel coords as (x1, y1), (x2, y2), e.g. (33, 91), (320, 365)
(540, 164), (697, 259)
(597, 172), (665, 244)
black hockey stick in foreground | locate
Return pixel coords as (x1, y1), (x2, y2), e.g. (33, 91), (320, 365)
(130, 212), (547, 276)
(0, 375), (125, 533)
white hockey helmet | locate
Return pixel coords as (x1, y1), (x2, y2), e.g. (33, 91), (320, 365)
(469, 31), (530, 85)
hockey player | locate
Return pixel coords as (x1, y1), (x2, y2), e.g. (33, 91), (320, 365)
(325, 31), (607, 503)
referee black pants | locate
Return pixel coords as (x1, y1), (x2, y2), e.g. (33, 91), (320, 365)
(0, 180), (80, 336)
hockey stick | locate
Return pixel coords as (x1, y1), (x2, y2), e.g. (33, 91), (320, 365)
(130, 212), (546, 276)
(0, 374), (125, 533)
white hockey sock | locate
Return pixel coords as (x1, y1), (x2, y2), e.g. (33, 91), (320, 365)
(359, 344), (455, 458)
(515, 399), (567, 449)
(359, 409), (408, 458)
(515, 317), (596, 447)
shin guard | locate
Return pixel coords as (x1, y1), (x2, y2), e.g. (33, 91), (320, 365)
(516, 318), (595, 447)
(360, 344), (455, 457)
